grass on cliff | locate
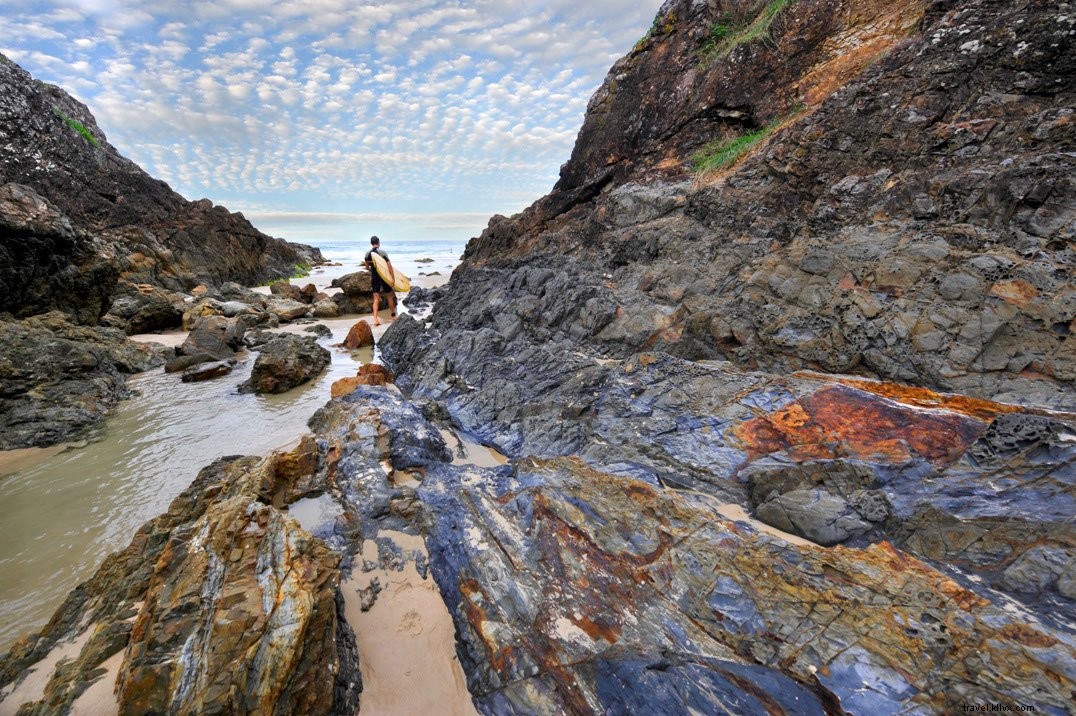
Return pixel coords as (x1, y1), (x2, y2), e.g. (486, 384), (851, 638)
(691, 123), (777, 175)
(53, 108), (100, 147)
(699, 0), (795, 62)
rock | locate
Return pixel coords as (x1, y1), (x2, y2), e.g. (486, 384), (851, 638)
(269, 280), (304, 302)
(299, 283), (318, 303)
(219, 300), (254, 317)
(0, 311), (169, 448)
(265, 297), (310, 322)
(312, 300), (339, 318)
(239, 334), (330, 394)
(330, 364), (393, 397)
(330, 271), (372, 295)
(0, 183), (118, 324)
(332, 292), (374, 316)
(304, 323), (333, 338)
(1000, 546), (1074, 596)
(342, 320), (373, 349)
(164, 352), (217, 373)
(181, 297), (224, 330)
(0, 443), (359, 715)
(102, 281), (183, 334)
(178, 315), (245, 360)
(755, 488), (872, 546)
(180, 359), (235, 382)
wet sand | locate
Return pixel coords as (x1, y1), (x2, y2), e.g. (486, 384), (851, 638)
(0, 625), (94, 715)
(341, 532), (478, 716)
(0, 444), (67, 479)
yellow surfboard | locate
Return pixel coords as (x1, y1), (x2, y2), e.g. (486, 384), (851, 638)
(370, 251), (410, 292)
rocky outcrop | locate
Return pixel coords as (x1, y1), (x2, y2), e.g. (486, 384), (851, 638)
(0, 441), (359, 715)
(342, 320), (374, 349)
(0, 311), (169, 449)
(239, 334), (330, 394)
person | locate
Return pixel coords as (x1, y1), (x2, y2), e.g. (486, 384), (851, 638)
(364, 235), (397, 326)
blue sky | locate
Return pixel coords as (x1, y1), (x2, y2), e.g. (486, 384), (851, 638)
(1, 0), (664, 246)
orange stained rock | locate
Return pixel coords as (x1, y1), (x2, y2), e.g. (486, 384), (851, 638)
(733, 384), (987, 465)
(809, 375), (1024, 421)
(989, 279), (1038, 308)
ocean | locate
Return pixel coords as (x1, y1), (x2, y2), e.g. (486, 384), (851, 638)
(310, 237), (467, 280)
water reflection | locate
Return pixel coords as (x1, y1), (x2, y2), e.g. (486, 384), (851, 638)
(0, 321), (367, 649)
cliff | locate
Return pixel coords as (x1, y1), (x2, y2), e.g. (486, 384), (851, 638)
(0, 53), (321, 325)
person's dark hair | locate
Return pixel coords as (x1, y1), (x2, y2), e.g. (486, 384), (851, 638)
(370, 235), (380, 245)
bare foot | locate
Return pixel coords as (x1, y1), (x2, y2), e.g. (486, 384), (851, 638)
(372, 321), (380, 326)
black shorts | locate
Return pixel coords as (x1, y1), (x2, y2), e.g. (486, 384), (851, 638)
(371, 273), (392, 294)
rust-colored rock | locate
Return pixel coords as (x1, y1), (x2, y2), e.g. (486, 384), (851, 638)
(342, 320), (374, 349)
(330, 364), (394, 397)
(733, 384), (987, 465)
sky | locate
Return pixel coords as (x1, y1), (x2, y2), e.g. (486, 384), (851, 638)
(1, 0), (665, 247)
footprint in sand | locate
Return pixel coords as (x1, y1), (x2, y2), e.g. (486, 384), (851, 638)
(397, 609), (423, 636)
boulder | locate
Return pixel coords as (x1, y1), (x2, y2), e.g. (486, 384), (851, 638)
(304, 324), (333, 338)
(265, 297), (310, 322)
(299, 283), (319, 303)
(342, 320), (373, 349)
(180, 359), (235, 382)
(332, 293), (374, 316)
(102, 282), (183, 334)
(181, 298), (225, 330)
(269, 280), (303, 302)
(330, 271), (372, 295)
(312, 300), (339, 318)
(754, 488), (872, 546)
(219, 300), (254, 317)
(239, 334), (330, 394)
(330, 364), (394, 397)
(178, 315), (245, 359)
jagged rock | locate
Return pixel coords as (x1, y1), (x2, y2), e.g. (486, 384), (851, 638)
(299, 283), (318, 303)
(414, 453), (1074, 713)
(180, 359), (235, 383)
(401, 285), (445, 312)
(0, 311), (169, 448)
(0, 444), (359, 715)
(239, 334), (330, 394)
(219, 300), (255, 317)
(181, 297), (225, 330)
(342, 320), (373, 349)
(0, 55), (322, 294)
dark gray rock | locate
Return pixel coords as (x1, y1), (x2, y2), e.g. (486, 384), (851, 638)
(180, 359), (235, 383)
(304, 324), (333, 338)
(0, 311), (168, 448)
(101, 281), (183, 334)
(755, 488), (872, 546)
(238, 334), (329, 394)
(177, 315), (245, 360)
(164, 353), (217, 374)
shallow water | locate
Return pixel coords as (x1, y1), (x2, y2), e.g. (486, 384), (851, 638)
(0, 322), (367, 650)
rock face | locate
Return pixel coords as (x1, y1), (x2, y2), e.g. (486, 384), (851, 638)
(239, 334), (330, 394)
(458, 0), (1073, 405)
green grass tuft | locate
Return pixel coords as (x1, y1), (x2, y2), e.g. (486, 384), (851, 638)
(288, 262), (312, 280)
(699, 0), (795, 62)
(53, 108), (100, 147)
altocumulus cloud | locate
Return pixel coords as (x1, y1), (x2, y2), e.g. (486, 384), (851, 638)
(0, 0), (664, 243)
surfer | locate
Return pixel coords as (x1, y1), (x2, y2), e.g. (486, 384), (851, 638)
(364, 235), (397, 326)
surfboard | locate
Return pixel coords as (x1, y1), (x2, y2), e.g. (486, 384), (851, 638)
(369, 251), (410, 292)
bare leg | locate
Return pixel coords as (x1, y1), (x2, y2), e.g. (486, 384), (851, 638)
(389, 293), (397, 318)
(372, 292), (381, 326)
